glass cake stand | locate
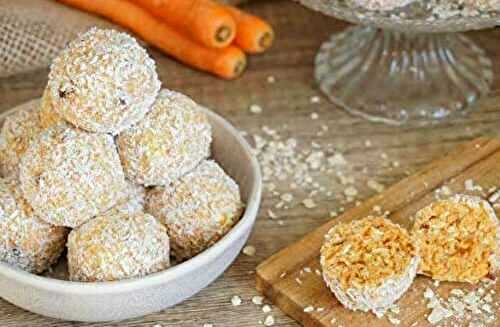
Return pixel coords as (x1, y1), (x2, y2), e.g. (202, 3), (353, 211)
(298, 0), (500, 125)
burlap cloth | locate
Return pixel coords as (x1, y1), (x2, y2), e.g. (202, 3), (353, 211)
(0, 0), (249, 78)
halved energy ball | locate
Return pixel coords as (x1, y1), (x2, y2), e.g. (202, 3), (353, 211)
(0, 101), (42, 177)
(67, 212), (170, 282)
(19, 123), (128, 227)
(118, 89), (212, 186)
(47, 28), (160, 135)
(146, 160), (243, 261)
(320, 216), (419, 317)
(412, 195), (498, 283)
(0, 178), (68, 273)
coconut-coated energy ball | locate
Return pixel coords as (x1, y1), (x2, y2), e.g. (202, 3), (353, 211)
(0, 101), (43, 177)
(118, 89), (212, 186)
(39, 87), (64, 129)
(19, 123), (128, 228)
(47, 28), (160, 135)
(0, 178), (68, 273)
(146, 160), (243, 261)
(67, 212), (170, 282)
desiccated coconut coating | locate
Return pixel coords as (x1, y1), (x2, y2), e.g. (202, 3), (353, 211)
(146, 160), (243, 261)
(47, 28), (160, 135)
(67, 212), (170, 282)
(105, 181), (146, 216)
(117, 89), (212, 186)
(321, 216), (419, 317)
(0, 178), (68, 273)
(349, 0), (416, 10)
(39, 87), (64, 129)
(412, 195), (498, 284)
(0, 101), (43, 177)
(19, 123), (128, 228)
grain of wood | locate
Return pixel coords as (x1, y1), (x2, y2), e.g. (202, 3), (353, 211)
(0, 1), (499, 326)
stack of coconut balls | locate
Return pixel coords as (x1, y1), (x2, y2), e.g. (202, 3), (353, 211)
(0, 28), (244, 282)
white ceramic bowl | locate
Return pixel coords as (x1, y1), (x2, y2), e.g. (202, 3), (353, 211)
(0, 99), (262, 322)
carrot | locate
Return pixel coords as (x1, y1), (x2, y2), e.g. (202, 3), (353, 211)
(224, 5), (274, 54)
(57, 0), (247, 79)
(131, 0), (236, 48)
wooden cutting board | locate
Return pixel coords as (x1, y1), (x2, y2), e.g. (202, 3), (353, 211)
(256, 138), (500, 327)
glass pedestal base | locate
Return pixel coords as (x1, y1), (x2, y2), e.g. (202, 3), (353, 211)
(315, 26), (493, 125)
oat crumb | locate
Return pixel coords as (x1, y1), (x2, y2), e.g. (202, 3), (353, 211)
(231, 295), (242, 306)
(249, 104), (263, 114)
(264, 315), (275, 326)
(262, 304), (272, 313)
(304, 306), (314, 313)
(252, 296), (264, 305)
(242, 245), (256, 257)
(302, 198), (317, 208)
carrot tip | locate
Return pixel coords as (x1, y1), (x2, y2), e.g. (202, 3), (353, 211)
(233, 59), (247, 77)
(259, 31), (274, 50)
(216, 26), (233, 43)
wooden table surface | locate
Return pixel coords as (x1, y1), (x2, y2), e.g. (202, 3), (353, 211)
(0, 1), (499, 326)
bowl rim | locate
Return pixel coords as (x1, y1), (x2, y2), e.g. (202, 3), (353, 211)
(0, 99), (262, 294)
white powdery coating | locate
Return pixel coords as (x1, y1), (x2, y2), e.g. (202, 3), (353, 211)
(118, 89), (212, 186)
(0, 101), (43, 177)
(349, 0), (417, 11)
(0, 178), (68, 273)
(322, 256), (419, 317)
(19, 123), (128, 227)
(146, 160), (244, 261)
(39, 87), (64, 129)
(105, 180), (146, 216)
(67, 212), (170, 282)
(47, 28), (160, 135)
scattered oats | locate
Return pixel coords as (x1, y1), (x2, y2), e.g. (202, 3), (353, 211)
(267, 209), (277, 219)
(329, 210), (338, 217)
(302, 198), (317, 209)
(231, 295), (242, 306)
(277, 220), (285, 225)
(310, 96), (321, 104)
(203, 324), (213, 327)
(344, 186), (358, 197)
(279, 272), (287, 278)
(252, 296), (264, 305)
(433, 280), (440, 287)
(262, 304), (272, 313)
(311, 112), (319, 120)
(381, 153), (388, 160)
(315, 269), (321, 276)
(249, 104), (263, 114)
(295, 277), (303, 285)
(373, 205), (382, 213)
(153, 324), (163, 327)
(392, 161), (400, 168)
(328, 153), (347, 166)
(331, 317), (336, 325)
(263, 315), (275, 326)
(280, 193), (293, 202)
(242, 245), (256, 257)
(464, 179), (482, 192)
(388, 316), (401, 325)
(267, 76), (276, 83)
(304, 306), (314, 313)
(367, 179), (385, 193)
(488, 190), (500, 203)
(427, 304), (453, 325)
(364, 140), (372, 147)
(317, 307), (325, 312)
(303, 267), (312, 273)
